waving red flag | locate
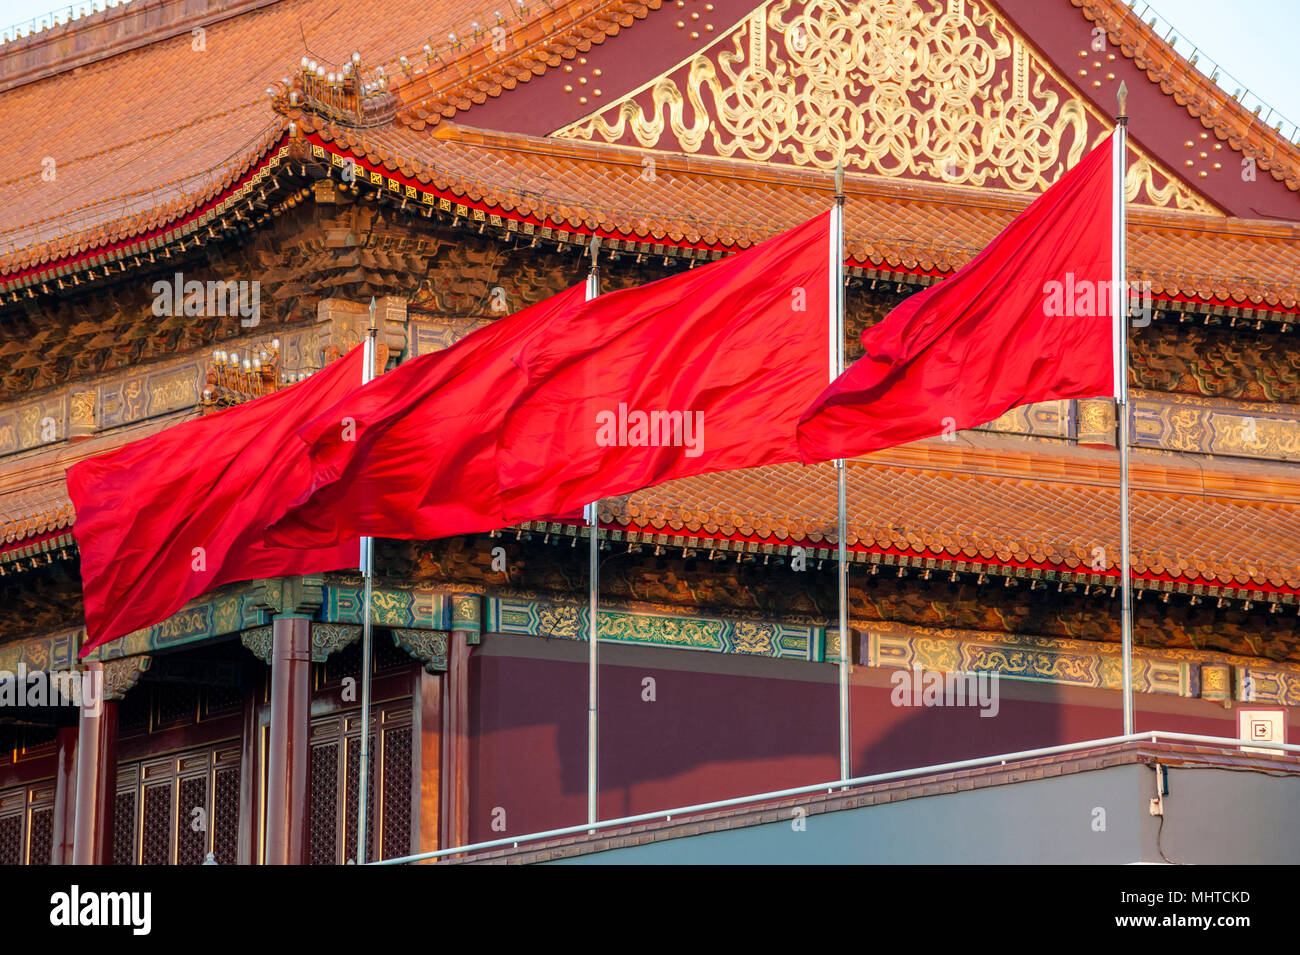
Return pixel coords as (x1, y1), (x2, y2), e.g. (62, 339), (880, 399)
(495, 212), (833, 522)
(263, 284), (588, 549)
(68, 348), (365, 654)
(797, 135), (1117, 462)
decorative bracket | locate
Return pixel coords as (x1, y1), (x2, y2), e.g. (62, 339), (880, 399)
(101, 655), (152, 702)
(249, 575), (326, 619)
(310, 623), (362, 662)
(391, 629), (449, 672)
(240, 626), (273, 665)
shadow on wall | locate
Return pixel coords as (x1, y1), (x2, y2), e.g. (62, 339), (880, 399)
(466, 634), (1248, 842)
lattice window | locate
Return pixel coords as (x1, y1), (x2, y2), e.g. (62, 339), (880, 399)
(117, 688), (152, 738)
(202, 683), (244, 720)
(344, 736), (376, 864)
(307, 700), (412, 864)
(318, 633), (411, 691)
(0, 781), (55, 865)
(309, 742), (339, 866)
(115, 741), (240, 865)
(0, 813), (20, 865)
(154, 683), (201, 732)
(141, 785), (171, 864)
(113, 790), (137, 866)
(382, 727), (412, 859)
(27, 806), (52, 865)
(374, 636), (412, 672)
(120, 675), (243, 738)
(212, 768), (239, 866)
(176, 777), (208, 865)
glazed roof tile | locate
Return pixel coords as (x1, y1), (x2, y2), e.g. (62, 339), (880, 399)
(0, 484), (73, 546)
(1, 0), (1297, 307)
(8, 429), (1300, 594)
(595, 445), (1300, 592)
(0, 0), (547, 275)
(301, 120), (1300, 310)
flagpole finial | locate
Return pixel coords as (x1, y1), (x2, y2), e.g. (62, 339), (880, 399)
(1117, 81), (1128, 123)
(367, 295), (377, 333)
(834, 162), (844, 201)
(588, 234), (601, 265)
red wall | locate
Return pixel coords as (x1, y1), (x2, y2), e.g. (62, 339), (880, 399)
(466, 635), (1277, 842)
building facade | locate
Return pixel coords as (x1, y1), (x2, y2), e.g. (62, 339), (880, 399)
(0, 0), (1298, 863)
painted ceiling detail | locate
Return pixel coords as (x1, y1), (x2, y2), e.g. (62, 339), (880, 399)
(556, 0), (1216, 212)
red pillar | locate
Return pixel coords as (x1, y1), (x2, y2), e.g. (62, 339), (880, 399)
(72, 661), (117, 865)
(413, 666), (443, 856)
(237, 661), (263, 865)
(50, 726), (78, 865)
(265, 617), (311, 865)
(441, 632), (471, 848)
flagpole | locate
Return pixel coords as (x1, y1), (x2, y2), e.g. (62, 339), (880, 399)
(356, 297), (377, 862)
(1113, 85), (1135, 735)
(832, 164), (850, 783)
(585, 237), (601, 830)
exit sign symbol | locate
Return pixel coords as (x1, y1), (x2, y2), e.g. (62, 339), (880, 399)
(1238, 708), (1286, 755)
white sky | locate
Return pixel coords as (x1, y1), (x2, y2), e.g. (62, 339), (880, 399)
(1, 0), (1297, 129)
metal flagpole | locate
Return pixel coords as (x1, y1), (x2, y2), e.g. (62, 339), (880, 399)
(1113, 85), (1135, 735)
(356, 297), (378, 861)
(585, 238), (601, 830)
(832, 165), (850, 783)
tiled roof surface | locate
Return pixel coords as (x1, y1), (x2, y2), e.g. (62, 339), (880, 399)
(0, 483), (72, 547)
(594, 446), (1300, 592)
(0, 416), (177, 552)
(1072, 0), (1300, 194)
(5, 429), (1300, 590)
(0, 0), (513, 274)
(302, 119), (1300, 309)
(0, 0), (1297, 306)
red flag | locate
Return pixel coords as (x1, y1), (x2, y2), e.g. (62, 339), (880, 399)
(495, 212), (833, 522)
(263, 284), (589, 549)
(798, 135), (1116, 462)
(68, 348), (365, 654)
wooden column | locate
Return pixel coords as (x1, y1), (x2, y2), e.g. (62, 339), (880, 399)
(265, 616), (311, 865)
(441, 594), (479, 849)
(72, 661), (117, 866)
(50, 725), (78, 865)
(412, 666), (443, 857)
(441, 632), (470, 849)
(237, 660), (263, 865)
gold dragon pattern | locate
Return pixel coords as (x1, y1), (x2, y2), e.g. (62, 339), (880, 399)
(559, 0), (1215, 208)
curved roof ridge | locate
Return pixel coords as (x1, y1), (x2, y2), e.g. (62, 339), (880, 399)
(0, 0), (282, 93)
(378, 0), (663, 132)
(1077, 0), (1300, 193)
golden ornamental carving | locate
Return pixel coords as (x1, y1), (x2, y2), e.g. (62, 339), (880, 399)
(1076, 397), (1117, 446)
(1125, 157), (1210, 213)
(559, 0), (1216, 210)
(69, 391), (97, 434)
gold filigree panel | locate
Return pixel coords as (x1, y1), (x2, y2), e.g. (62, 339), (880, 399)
(558, 0), (1214, 210)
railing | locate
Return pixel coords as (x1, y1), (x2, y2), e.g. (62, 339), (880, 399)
(1128, 0), (1300, 144)
(1, 0), (123, 45)
(4, 0), (1299, 149)
(370, 729), (1300, 864)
